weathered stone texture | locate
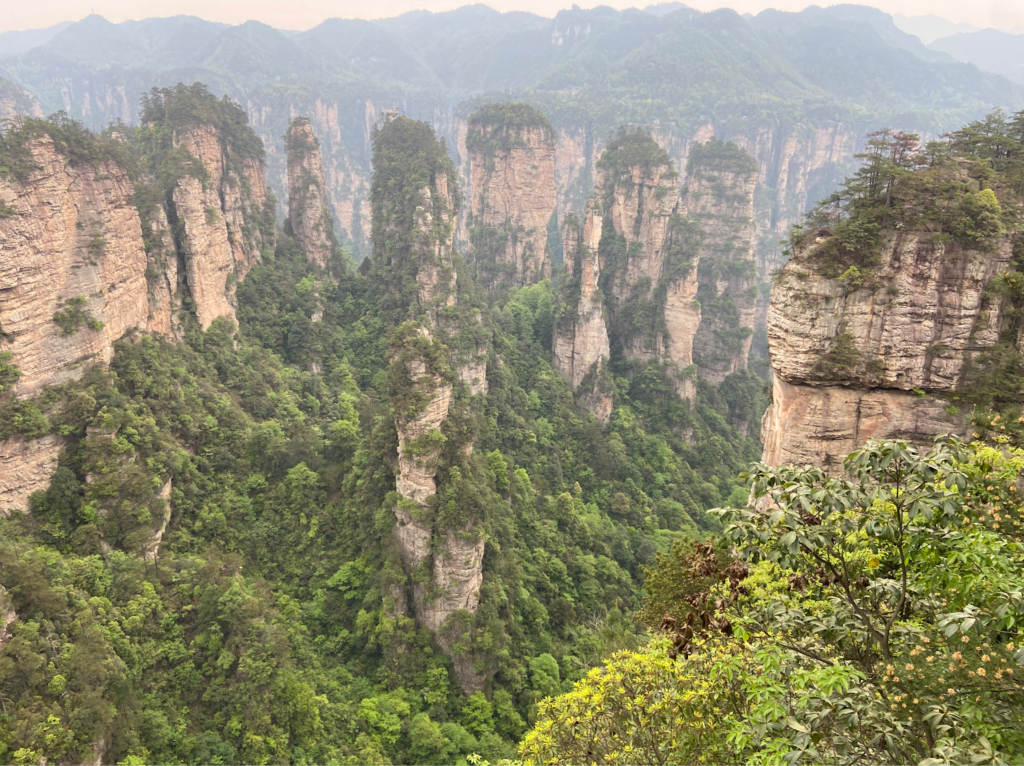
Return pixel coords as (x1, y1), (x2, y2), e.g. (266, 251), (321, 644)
(0, 136), (149, 397)
(688, 148), (759, 384)
(287, 118), (335, 267)
(762, 231), (1011, 470)
(0, 434), (64, 516)
(468, 123), (556, 287)
(552, 203), (613, 422)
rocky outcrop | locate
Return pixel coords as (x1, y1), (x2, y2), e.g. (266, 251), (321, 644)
(143, 477), (173, 563)
(552, 206), (613, 422)
(466, 104), (556, 290)
(761, 230), (1013, 471)
(554, 131), (703, 409)
(688, 140), (759, 384)
(0, 135), (150, 397)
(172, 124), (272, 329)
(0, 434), (64, 516)
(286, 117), (336, 268)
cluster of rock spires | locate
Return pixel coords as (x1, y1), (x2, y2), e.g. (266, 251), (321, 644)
(0, 112), (329, 512)
(3, 94), (1012, 692)
(551, 133), (760, 422)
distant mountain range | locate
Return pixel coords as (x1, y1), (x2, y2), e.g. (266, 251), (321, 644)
(929, 29), (1024, 85)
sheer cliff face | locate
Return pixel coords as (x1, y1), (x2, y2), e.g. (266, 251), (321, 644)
(286, 118), (335, 268)
(467, 116), (556, 290)
(172, 124), (272, 329)
(414, 175), (459, 321)
(762, 231), (1014, 471)
(0, 136), (150, 398)
(0, 120), (273, 511)
(552, 205), (613, 422)
(687, 142), (759, 384)
(144, 205), (183, 341)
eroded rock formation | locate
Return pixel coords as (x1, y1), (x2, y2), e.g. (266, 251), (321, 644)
(0, 135), (150, 397)
(374, 116), (490, 691)
(466, 104), (556, 290)
(552, 205), (613, 422)
(172, 124), (272, 329)
(0, 102), (274, 512)
(762, 230), (1014, 471)
(287, 117), (336, 268)
(0, 434), (64, 516)
(688, 140), (759, 384)
(554, 130), (703, 411)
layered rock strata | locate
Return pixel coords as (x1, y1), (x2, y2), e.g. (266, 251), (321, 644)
(286, 117), (336, 268)
(0, 135), (150, 397)
(688, 140), (759, 384)
(466, 104), (556, 290)
(762, 230), (1014, 471)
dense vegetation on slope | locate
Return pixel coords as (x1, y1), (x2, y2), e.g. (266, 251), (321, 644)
(525, 439), (1024, 765)
(0, 103), (765, 764)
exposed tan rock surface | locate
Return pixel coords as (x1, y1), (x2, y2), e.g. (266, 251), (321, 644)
(287, 117), (335, 268)
(554, 134), (706, 409)
(172, 124), (272, 328)
(467, 119), (556, 288)
(0, 135), (149, 397)
(552, 204), (613, 422)
(172, 174), (238, 330)
(144, 205), (183, 339)
(761, 378), (963, 471)
(0, 434), (64, 516)
(761, 231), (1011, 470)
(600, 159), (700, 394)
(688, 141), (759, 384)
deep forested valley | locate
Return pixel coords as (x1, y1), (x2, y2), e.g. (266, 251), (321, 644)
(0, 3), (1023, 765)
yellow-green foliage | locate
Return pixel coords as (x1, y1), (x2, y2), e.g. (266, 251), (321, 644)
(520, 639), (736, 765)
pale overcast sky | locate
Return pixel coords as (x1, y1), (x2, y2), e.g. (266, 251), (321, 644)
(1, 0), (1019, 34)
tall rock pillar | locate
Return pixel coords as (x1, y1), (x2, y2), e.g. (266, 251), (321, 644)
(688, 139), (759, 384)
(465, 103), (556, 292)
(286, 117), (337, 268)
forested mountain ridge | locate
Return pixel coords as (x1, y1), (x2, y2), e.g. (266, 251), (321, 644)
(0, 83), (768, 763)
(0, 2), (1019, 272)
